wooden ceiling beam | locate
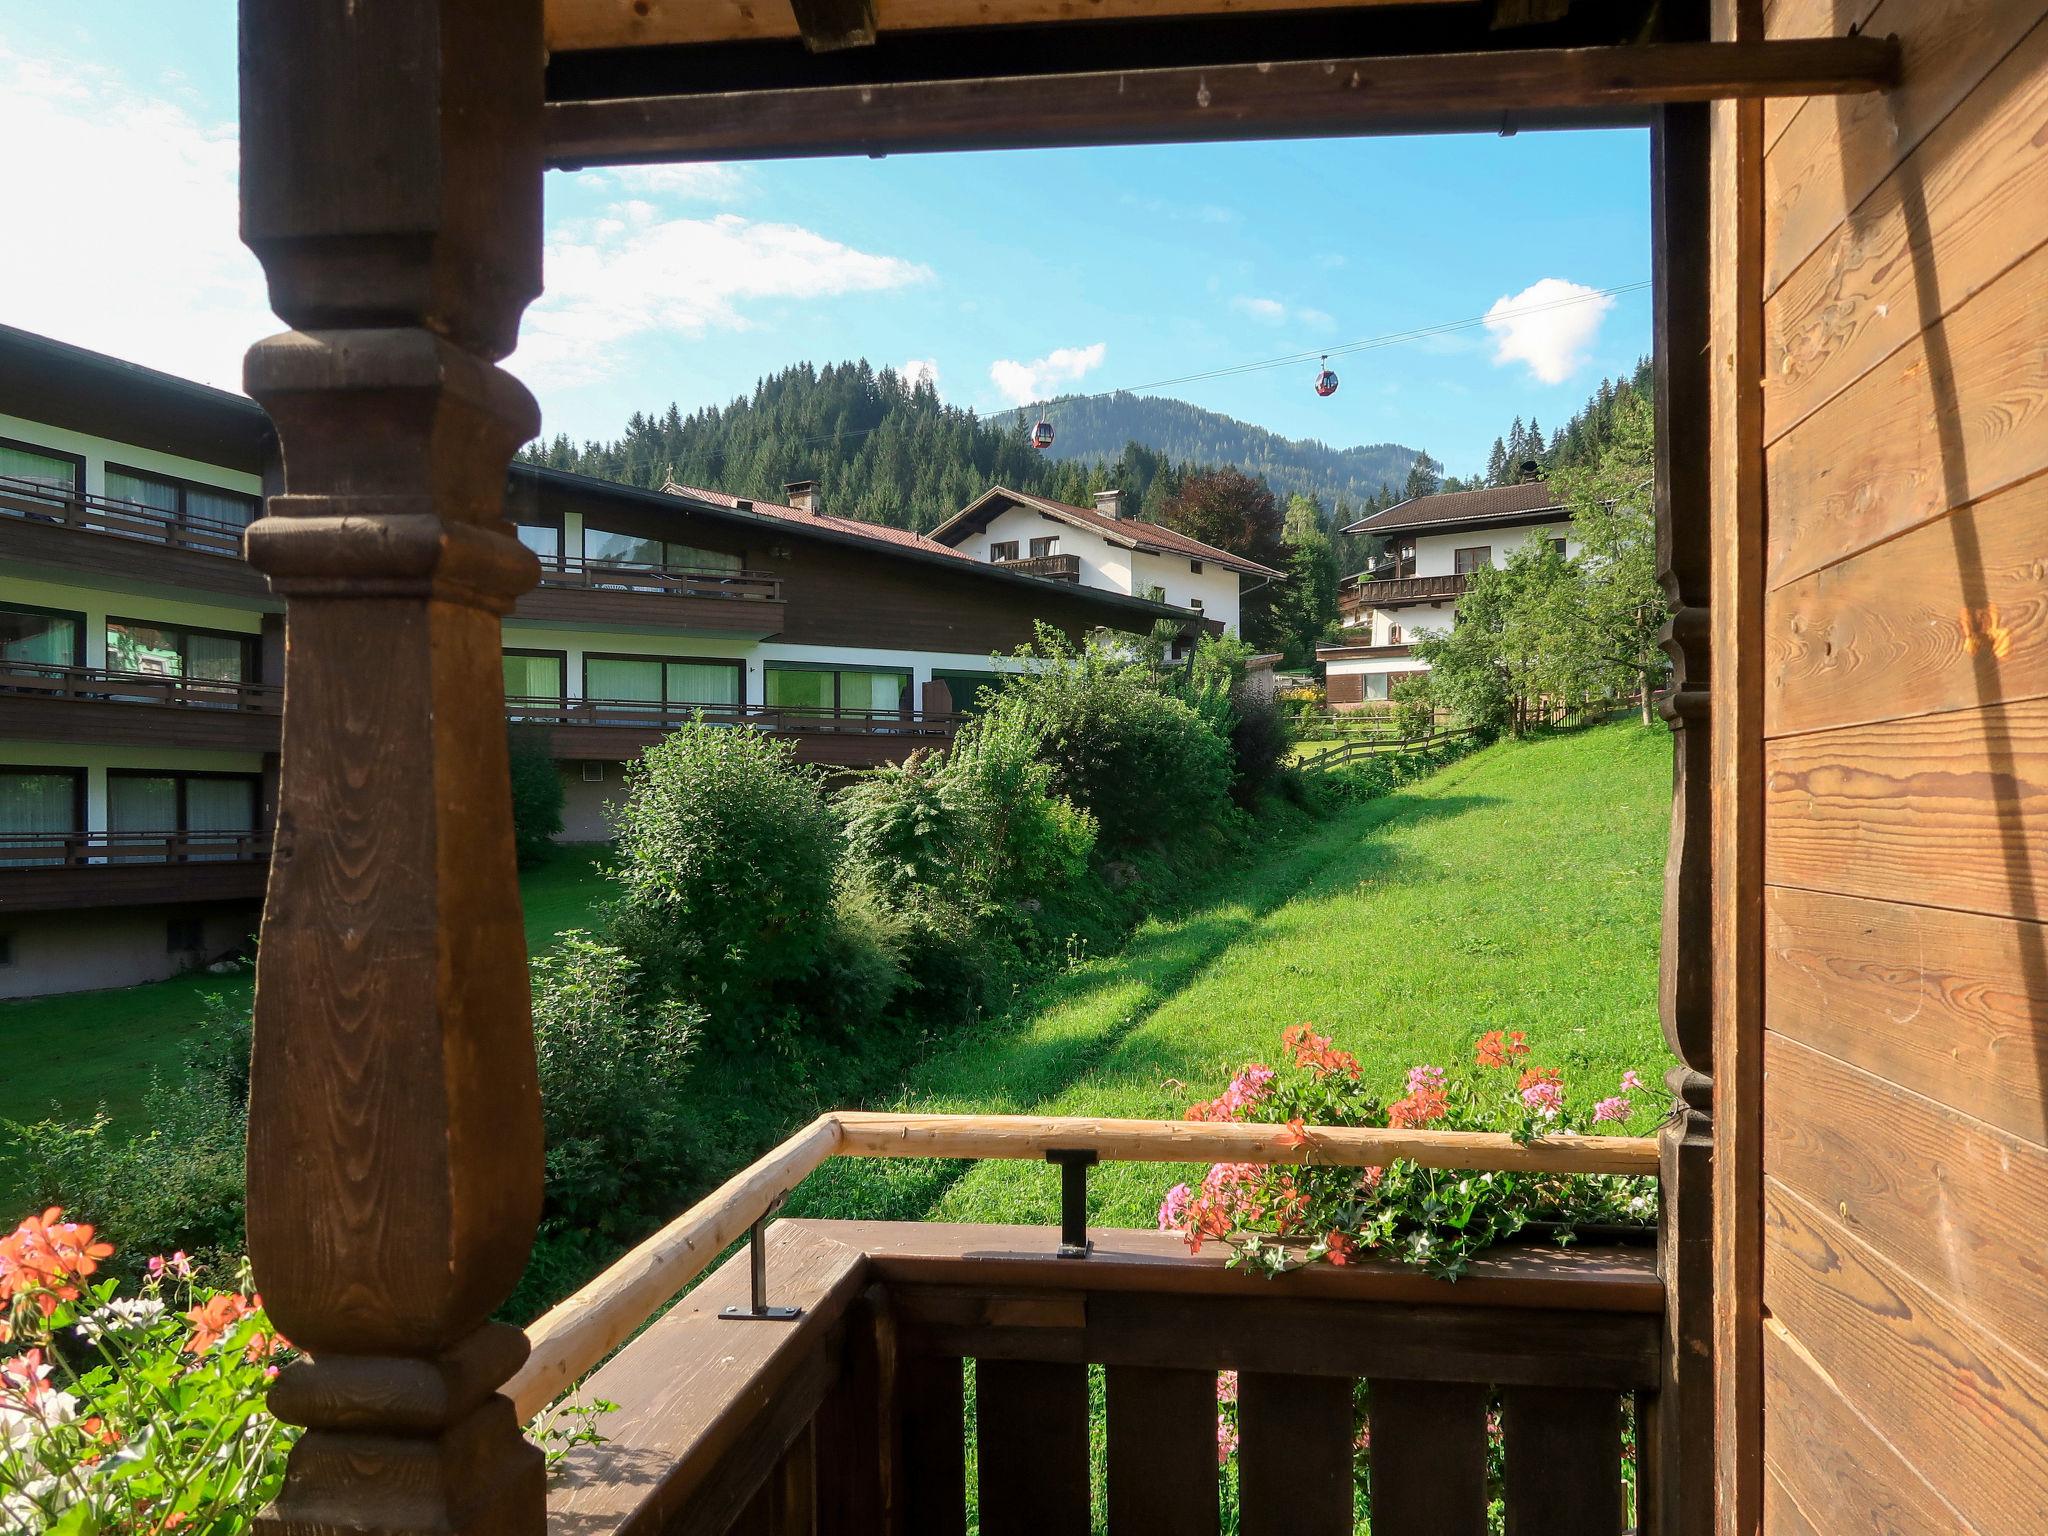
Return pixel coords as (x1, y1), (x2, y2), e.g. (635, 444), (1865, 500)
(545, 0), (1462, 55)
(544, 35), (1900, 167)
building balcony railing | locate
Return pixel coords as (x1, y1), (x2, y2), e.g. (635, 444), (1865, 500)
(507, 696), (960, 739)
(1339, 571), (1468, 618)
(528, 1112), (1665, 1535)
(534, 556), (782, 603)
(0, 660), (280, 713)
(0, 829), (273, 913)
(0, 829), (272, 868)
(991, 552), (1082, 582)
(0, 474), (247, 556)
(1316, 642), (1417, 662)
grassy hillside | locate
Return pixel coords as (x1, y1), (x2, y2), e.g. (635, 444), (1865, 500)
(792, 720), (1673, 1227)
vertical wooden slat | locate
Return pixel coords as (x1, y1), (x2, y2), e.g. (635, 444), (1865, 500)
(1501, 1387), (1624, 1536)
(976, 1358), (1090, 1536)
(732, 1421), (819, 1536)
(1368, 1379), (1489, 1536)
(1239, 1372), (1353, 1536)
(1105, 1365), (1220, 1536)
(898, 1352), (968, 1536)
(815, 1289), (887, 1536)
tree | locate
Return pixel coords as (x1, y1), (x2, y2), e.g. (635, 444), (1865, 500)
(1159, 467), (1290, 646)
(1282, 491), (1325, 543)
(1273, 526), (1341, 666)
(1402, 453), (1443, 502)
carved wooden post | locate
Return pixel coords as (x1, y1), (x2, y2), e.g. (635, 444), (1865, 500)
(1646, 97), (1716, 1536)
(237, 3), (547, 1532)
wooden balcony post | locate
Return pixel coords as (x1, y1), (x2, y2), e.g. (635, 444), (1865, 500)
(1646, 94), (1716, 1536)
(237, 3), (547, 1533)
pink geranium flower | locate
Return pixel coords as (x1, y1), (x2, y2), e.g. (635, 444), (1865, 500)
(1593, 1096), (1631, 1123)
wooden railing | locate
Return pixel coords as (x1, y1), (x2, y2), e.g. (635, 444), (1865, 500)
(0, 474), (247, 556)
(991, 552), (1082, 581)
(1316, 642), (1417, 662)
(530, 1113), (1664, 1536)
(0, 660), (280, 713)
(1339, 571), (1468, 618)
(0, 829), (272, 868)
(535, 556), (782, 603)
(1297, 725), (1479, 773)
(507, 697), (961, 739)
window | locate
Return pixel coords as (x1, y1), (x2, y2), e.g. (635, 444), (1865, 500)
(1453, 546), (1493, 574)
(989, 540), (1019, 562)
(0, 768), (82, 866)
(516, 524), (562, 565)
(1143, 584), (1167, 604)
(1190, 559), (1204, 574)
(1549, 537), (1568, 557)
(1029, 536), (1059, 559)
(0, 604), (85, 671)
(106, 619), (254, 684)
(108, 770), (259, 857)
(930, 669), (1004, 714)
(1387, 623), (1404, 644)
(765, 664), (910, 718)
(584, 654), (742, 710)
(1190, 598), (1205, 615)
(0, 438), (83, 510)
(585, 527), (744, 574)
(503, 650), (566, 702)
(105, 464), (258, 532)
(581, 762), (605, 783)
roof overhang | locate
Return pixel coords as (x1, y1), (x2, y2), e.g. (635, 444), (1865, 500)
(1343, 503), (1574, 539)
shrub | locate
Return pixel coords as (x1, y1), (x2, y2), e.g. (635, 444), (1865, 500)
(1223, 686), (1291, 808)
(608, 721), (841, 1025)
(508, 723), (565, 867)
(1389, 675), (1436, 740)
(839, 750), (963, 906)
(940, 708), (1096, 906)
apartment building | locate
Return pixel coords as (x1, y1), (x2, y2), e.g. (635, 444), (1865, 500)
(928, 485), (1283, 634)
(1317, 473), (1576, 704)
(0, 326), (1210, 997)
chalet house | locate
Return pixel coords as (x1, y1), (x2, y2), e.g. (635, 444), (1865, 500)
(0, 324), (1210, 998)
(1317, 472), (1577, 704)
(928, 484), (1284, 634)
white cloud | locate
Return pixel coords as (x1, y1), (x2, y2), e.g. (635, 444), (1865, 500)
(1296, 306), (1336, 331)
(575, 164), (745, 200)
(522, 209), (933, 388)
(1232, 296), (1288, 324)
(988, 342), (1107, 406)
(1484, 277), (1614, 385)
(901, 357), (939, 390)
(0, 46), (271, 394)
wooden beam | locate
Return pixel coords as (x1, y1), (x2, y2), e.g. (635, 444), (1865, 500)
(790, 0), (878, 52)
(545, 37), (1898, 166)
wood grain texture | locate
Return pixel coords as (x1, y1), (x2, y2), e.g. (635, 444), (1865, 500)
(1760, 1466), (1824, 1536)
(1241, 1372), (1354, 1536)
(1762, 0), (2044, 298)
(1500, 1387), (1625, 1536)
(1764, 473), (2048, 737)
(1763, 1031), (2048, 1359)
(1761, 1318), (1981, 1536)
(1764, 885), (2048, 1146)
(1765, 239), (2048, 590)
(1761, 1179), (2048, 1534)
(1762, 0), (1884, 149)
(975, 1359), (1090, 1536)
(1105, 1366), (1222, 1536)
(1368, 1380), (1489, 1536)
(1764, 697), (2048, 921)
(896, 1351), (967, 1536)
(1765, 16), (2048, 442)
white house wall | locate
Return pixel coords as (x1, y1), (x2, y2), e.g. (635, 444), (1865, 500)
(1, 572), (263, 669)
(1128, 548), (1243, 631)
(1411, 521), (1577, 577)
(952, 503), (1246, 633)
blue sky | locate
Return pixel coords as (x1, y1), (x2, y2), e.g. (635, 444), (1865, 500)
(0, 2), (1650, 479)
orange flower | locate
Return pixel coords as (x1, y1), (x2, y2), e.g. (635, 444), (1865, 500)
(1475, 1030), (1530, 1069)
(1, 1207), (113, 1316)
(1281, 1024), (1361, 1080)
(185, 1293), (256, 1355)
(1324, 1231), (1355, 1266)
(1518, 1066), (1563, 1093)
(1388, 1087), (1448, 1128)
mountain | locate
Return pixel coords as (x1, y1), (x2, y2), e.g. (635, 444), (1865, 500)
(521, 360), (1425, 535)
(1014, 391), (1421, 515)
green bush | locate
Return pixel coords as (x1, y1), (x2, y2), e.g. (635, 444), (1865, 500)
(839, 749), (963, 905)
(508, 723), (565, 867)
(1224, 687), (1291, 807)
(609, 720), (841, 1025)
(1390, 675), (1436, 740)
(940, 708), (1096, 906)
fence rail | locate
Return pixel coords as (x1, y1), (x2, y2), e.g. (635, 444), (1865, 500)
(534, 556), (782, 602)
(507, 696), (960, 737)
(0, 475), (247, 556)
(0, 660), (280, 713)
(0, 829), (272, 868)
(1296, 726), (1477, 772)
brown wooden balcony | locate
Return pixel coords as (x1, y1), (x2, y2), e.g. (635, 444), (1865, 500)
(0, 474), (267, 600)
(509, 697), (961, 768)
(0, 828), (271, 912)
(1339, 571), (1467, 621)
(1315, 642), (1417, 663)
(521, 557), (788, 634)
(992, 552), (1082, 582)
(526, 1113), (1663, 1536)
(0, 660), (282, 750)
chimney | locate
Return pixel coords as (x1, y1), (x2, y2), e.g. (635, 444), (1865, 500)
(1517, 460), (1542, 483)
(1093, 488), (1124, 521)
(783, 479), (821, 514)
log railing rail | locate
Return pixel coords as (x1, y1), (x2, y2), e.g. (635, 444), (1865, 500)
(512, 1110), (1658, 1422)
(1296, 725), (1479, 773)
(0, 659), (282, 713)
(0, 474), (248, 557)
(506, 695), (962, 738)
(0, 828), (272, 868)
(533, 556), (782, 603)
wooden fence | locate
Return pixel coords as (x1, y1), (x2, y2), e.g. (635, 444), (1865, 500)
(1295, 726), (1478, 773)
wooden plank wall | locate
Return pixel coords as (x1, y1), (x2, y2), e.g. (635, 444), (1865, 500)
(1754, 1), (2048, 1530)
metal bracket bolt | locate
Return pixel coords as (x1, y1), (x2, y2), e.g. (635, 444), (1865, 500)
(1046, 1148), (1098, 1259)
(719, 1195), (803, 1322)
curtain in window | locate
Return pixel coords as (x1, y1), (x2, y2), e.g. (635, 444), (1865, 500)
(503, 653), (563, 699)
(186, 633), (248, 684)
(0, 607), (79, 667)
(105, 470), (179, 515)
(109, 775), (177, 833)
(665, 661), (739, 708)
(106, 622), (183, 676)
(585, 529), (664, 567)
(586, 657), (663, 702)
(0, 444), (77, 505)
(840, 670), (909, 714)
(765, 667), (833, 712)
(0, 770), (76, 865)
(186, 488), (257, 530)
(186, 777), (256, 832)
(669, 543), (743, 574)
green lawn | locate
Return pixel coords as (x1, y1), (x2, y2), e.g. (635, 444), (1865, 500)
(0, 850), (613, 1135)
(792, 720), (1673, 1229)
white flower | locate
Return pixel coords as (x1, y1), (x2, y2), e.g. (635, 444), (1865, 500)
(75, 1296), (167, 1340)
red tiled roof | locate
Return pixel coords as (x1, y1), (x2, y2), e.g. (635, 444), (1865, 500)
(933, 486), (1287, 580)
(1341, 479), (1566, 536)
(660, 481), (976, 562)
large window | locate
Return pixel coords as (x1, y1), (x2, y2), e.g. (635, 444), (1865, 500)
(584, 528), (744, 574)
(516, 524), (562, 565)
(108, 771), (259, 858)
(503, 650), (565, 700)
(105, 619), (254, 683)
(0, 438), (83, 510)
(105, 465), (258, 533)
(0, 768), (82, 865)
(0, 604), (84, 671)
(765, 664), (910, 718)
(583, 654), (742, 710)
(1029, 536), (1059, 558)
(1453, 546), (1493, 574)
(989, 540), (1019, 562)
